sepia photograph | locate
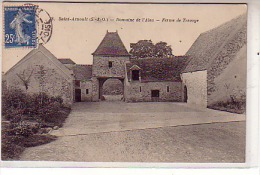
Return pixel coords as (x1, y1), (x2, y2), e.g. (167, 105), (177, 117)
(1, 2), (248, 164)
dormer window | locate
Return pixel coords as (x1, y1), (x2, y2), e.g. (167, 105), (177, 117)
(109, 61), (113, 68)
(132, 70), (140, 81)
(130, 65), (141, 81)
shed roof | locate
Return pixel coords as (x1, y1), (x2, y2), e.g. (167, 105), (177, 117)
(126, 56), (189, 82)
(92, 31), (130, 56)
(72, 65), (92, 80)
(183, 13), (247, 73)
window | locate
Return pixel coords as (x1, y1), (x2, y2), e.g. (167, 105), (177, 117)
(151, 90), (160, 97)
(75, 80), (80, 87)
(167, 86), (169, 92)
(140, 86), (142, 92)
(86, 89), (89, 94)
(132, 70), (140, 81)
(109, 61), (113, 68)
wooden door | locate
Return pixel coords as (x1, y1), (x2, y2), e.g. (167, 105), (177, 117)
(75, 89), (81, 102)
(151, 90), (160, 102)
(184, 86), (188, 102)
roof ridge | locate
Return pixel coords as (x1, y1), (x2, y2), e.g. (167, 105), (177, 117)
(183, 13), (246, 73)
(205, 16), (246, 70)
(201, 13), (246, 36)
(76, 64), (92, 66)
(92, 31), (130, 56)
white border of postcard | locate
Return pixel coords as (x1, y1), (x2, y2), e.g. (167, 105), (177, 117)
(0, 0), (259, 174)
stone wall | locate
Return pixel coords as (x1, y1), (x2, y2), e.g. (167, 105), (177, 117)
(125, 80), (182, 102)
(75, 80), (93, 102)
(181, 70), (207, 107)
(207, 24), (247, 104)
(91, 77), (99, 102)
(5, 51), (74, 106)
(92, 56), (129, 78)
(208, 45), (247, 105)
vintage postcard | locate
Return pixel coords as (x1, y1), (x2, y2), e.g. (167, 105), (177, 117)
(1, 1), (250, 166)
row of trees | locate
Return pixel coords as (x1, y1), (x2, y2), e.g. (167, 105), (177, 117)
(129, 40), (173, 58)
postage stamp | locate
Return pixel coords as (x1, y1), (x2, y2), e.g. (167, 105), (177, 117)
(4, 5), (37, 48)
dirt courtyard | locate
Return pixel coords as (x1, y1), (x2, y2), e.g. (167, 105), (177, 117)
(20, 102), (246, 162)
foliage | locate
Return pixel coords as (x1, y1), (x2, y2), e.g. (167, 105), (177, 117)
(129, 40), (173, 58)
(7, 121), (40, 137)
(154, 42), (173, 57)
(208, 92), (246, 114)
(2, 126), (57, 160)
(16, 69), (34, 90)
(1, 88), (69, 160)
(210, 83), (246, 114)
(2, 88), (66, 123)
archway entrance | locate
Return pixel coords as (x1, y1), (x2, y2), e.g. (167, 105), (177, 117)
(184, 85), (188, 102)
(98, 78), (124, 101)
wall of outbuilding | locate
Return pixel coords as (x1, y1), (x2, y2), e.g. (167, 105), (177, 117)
(125, 80), (182, 102)
(181, 70), (207, 107)
(5, 51), (74, 106)
(75, 80), (93, 102)
(207, 24), (247, 106)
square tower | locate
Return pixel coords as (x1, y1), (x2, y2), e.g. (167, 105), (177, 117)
(92, 31), (130, 79)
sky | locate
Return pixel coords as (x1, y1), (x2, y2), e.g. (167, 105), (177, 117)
(2, 2), (247, 72)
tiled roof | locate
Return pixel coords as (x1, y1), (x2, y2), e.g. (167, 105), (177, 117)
(92, 31), (130, 56)
(58, 58), (76, 64)
(73, 65), (92, 80)
(183, 13), (247, 73)
(126, 56), (189, 82)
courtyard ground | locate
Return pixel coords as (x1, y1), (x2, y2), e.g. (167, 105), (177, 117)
(20, 102), (246, 162)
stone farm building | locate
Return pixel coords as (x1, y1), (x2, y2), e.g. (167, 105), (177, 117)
(182, 13), (247, 107)
(4, 14), (246, 108)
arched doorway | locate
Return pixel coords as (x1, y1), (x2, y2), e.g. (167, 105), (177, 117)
(184, 85), (188, 102)
(98, 78), (124, 101)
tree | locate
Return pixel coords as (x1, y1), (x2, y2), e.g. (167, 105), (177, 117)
(16, 69), (34, 90)
(154, 42), (173, 57)
(130, 40), (155, 58)
(130, 40), (173, 58)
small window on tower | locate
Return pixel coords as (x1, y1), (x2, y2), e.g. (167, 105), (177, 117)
(109, 61), (113, 68)
(86, 89), (89, 94)
(167, 86), (169, 92)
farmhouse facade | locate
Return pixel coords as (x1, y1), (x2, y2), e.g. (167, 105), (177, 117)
(4, 14), (246, 108)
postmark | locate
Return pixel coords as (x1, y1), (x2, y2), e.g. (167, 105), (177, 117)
(36, 7), (53, 45)
(4, 5), (37, 48)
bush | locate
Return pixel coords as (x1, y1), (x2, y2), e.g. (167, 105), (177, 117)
(2, 88), (28, 117)
(1, 123), (57, 160)
(1, 88), (70, 160)
(2, 89), (67, 124)
(208, 98), (246, 114)
(7, 121), (40, 137)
